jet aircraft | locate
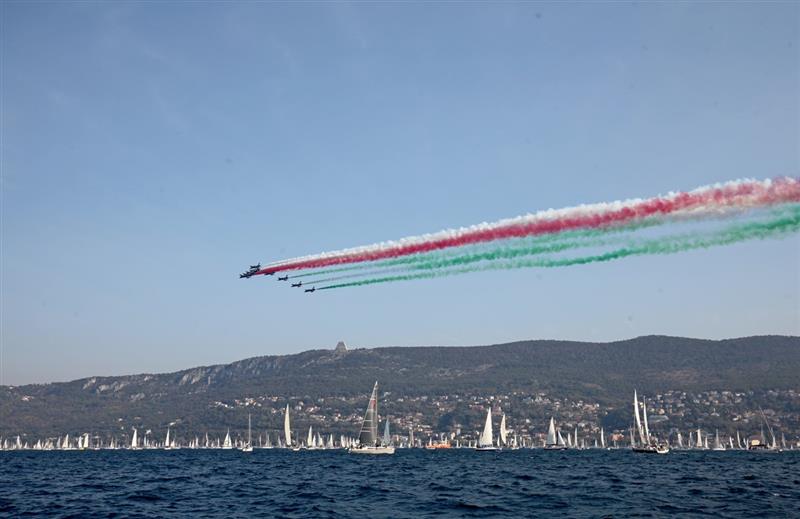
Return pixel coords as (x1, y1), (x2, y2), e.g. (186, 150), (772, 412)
(278, 276), (289, 281)
(304, 286), (316, 293)
(291, 282), (303, 288)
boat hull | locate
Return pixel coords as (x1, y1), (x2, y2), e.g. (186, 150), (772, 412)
(348, 446), (395, 455)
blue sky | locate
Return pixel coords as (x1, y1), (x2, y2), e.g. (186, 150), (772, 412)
(2, 2), (798, 385)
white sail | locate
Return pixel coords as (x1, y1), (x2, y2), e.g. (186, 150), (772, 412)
(284, 404), (292, 447)
(130, 428), (138, 449)
(713, 430), (724, 450)
(677, 432), (684, 448)
(165, 428), (171, 449)
(499, 414), (508, 446)
(223, 429), (233, 449)
(557, 429), (566, 447)
(383, 419), (391, 446)
(642, 397), (651, 445)
(307, 426), (314, 448)
(600, 427), (606, 448)
(736, 430), (742, 449)
(696, 428), (703, 449)
(546, 417), (557, 446)
(478, 409), (493, 448)
(633, 390), (644, 447)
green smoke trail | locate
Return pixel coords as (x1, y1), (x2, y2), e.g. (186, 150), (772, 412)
(318, 204), (800, 290)
(294, 216), (675, 280)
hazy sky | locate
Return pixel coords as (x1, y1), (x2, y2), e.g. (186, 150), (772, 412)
(3, 2), (798, 386)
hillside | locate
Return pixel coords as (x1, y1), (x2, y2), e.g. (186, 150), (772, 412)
(2, 335), (798, 438)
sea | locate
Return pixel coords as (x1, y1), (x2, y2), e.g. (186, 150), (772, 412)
(1, 449), (798, 518)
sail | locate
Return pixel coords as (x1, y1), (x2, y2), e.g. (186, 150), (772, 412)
(357, 381), (379, 447)
(546, 417), (557, 446)
(633, 390), (644, 447)
(131, 428), (138, 449)
(499, 414), (508, 446)
(677, 432), (683, 448)
(736, 430), (742, 449)
(600, 428), (606, 448)
(307, 426), (314, 447)
(642, 397), (651, 445)
(165, 427), (170, 448)
(284, 404), (292, 447)
(574, 427), (578, 449)
(696, 428), (702, 448)
(383, 419), (391, 446)
(223, 429), (232, 449)
(557, 429), (566, 446)
(478, 409), (493, 447)
(714, 430), (722, 450)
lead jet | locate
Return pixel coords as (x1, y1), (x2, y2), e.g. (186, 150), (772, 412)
(278, 275), (289, 281)
(291, 281), (303, 288)
(304, 286), (316, 293)
(250, 263), (261, 270)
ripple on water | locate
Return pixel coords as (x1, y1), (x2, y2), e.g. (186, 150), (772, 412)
(1, 450), (799, 517)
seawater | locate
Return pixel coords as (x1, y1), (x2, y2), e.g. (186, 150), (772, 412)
(1, 449), (798, 518)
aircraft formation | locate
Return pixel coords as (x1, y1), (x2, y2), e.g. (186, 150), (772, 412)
(239, 263), (315, 293)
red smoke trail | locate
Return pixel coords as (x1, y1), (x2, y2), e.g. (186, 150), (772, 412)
(259, 178), (800, 275)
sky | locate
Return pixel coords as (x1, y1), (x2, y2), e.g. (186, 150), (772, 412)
(2, 2), (798, 386)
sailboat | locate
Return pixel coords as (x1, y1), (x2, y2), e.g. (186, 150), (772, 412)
(499, 414), (508, 447)
(712, 429), (726, 451)
(241, 414), (254, 452)
(164, 427), (172, 450)
(383, 419), (391, 447)
(284, 404), (295, 450)
(476, 409), (498, 451)
(130, 428), (139, 450)
(545, 417), (567, 450)
(632, 390), (669, 454)
(349, 381), (395, 454)
(222, 429), (233, 450)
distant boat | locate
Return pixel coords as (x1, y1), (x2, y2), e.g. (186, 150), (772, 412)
(545, 417), (567, 450)
(164, 427), (172, 450)
(284, 404), (294, 450)
(712, 429), (726, 451)
(349, 381), (395, 455)
(130, 428), (139, 450)
(222, 429), (233, 450)
(476, 409), (498, 451)
(383, 418), (391, 447)
(241, 414), (254, 452)
(632, 390), (669, 454)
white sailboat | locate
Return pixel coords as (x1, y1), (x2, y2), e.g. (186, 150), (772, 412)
(130, 428), (139, 450)
(222, 428), (233, 449)
(632, 390), (669, 454)
(499, 414), (508, 447)
(241, 414), (253, 452)
(383, 419), (391, 447)
(712, 429), (726, 451)
(600, 427), (606, 449)
(284, 404), (293, 449)
(476, 408), (497, 451)
(164, 427), (172, 450)
(545, 417), (567, 450)
(349, 381), (395, 454)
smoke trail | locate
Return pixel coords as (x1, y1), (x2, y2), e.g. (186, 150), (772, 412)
(318, 205), (800, 290)
(260, 178), (800, 275)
